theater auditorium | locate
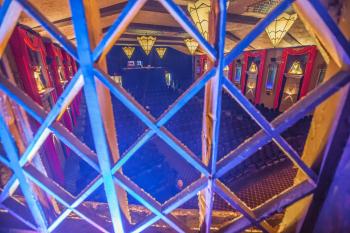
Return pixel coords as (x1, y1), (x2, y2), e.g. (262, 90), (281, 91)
(0, 0), (350, 232)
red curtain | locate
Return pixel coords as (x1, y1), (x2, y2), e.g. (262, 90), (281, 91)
(45, 41), (74, 132)
(199, 55), (208, 77)
(9, 26), (64, 184)
(69, 55), (81, 117)
(61, 49), (80, 124)
(228, 62), (234, 82)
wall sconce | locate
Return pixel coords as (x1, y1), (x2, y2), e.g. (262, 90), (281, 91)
(165, 72), (172, 87)
(32, 65), (46, 94)
(223, 65), (229, 78)
(246, 80), (257, 95)
(288, 60), (303, 75)
(285, 60), (303, 79)
(283, 86), (298, 102)
(204, 60), (208, 71)
(246, 61), (258, 96)
(248, 61), (258, 74)
(111, 75), (123, 86)
(68, 65), (73, 79)
(247, 81), (257, 89)
(58, 66), (67, 86)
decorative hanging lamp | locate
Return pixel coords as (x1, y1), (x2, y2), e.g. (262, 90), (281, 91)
(137, 36), (156, 55)
(155, 47), (167, 59)
(122, 46), (135, 59)
(187, 0), (210, 40)
(184, 38), (199, 55)
(265, 12), (298, 47)
(188, 0), (229, 40)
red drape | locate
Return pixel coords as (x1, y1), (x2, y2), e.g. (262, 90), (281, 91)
(69, 55), (81, 117)
(61, 49), (80, 125)
(44, 41), (74, 132)
(228, 62), (234, 82)
(199, 55), (208, 77)
(9, 26), (64, 184)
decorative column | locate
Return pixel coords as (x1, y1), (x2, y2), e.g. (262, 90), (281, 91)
(75, 0), (131, 224)
(279, 0), (350, 231)
(199, 0), (226, 232)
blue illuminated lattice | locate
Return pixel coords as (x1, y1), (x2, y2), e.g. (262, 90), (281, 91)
(0, 0), (350, 232)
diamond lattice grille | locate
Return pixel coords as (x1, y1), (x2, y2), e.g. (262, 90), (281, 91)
(0, 0), (349, 232)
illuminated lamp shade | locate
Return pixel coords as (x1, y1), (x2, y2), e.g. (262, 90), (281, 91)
(249, 62), (258, 73)
(58, 66), (67, 85)
(188, 0), (210, 39)
(33, 66), (46, 94)
(288, 60), (303, 75)
(184, 38), (199, 55)
(284, 85), (298, 102)
(188, 0), (229, 39)
(165, 72), (172, 87)
(223, 65), (229, 78)
(156, 47), (167, 59)
(122, 46), (135, 59)
(137, 36), (156, 55)
(265, 12), (298, 47)
(111, 75), (123, 86)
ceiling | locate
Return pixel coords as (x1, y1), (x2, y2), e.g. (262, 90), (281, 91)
(18, 0), (316, 54)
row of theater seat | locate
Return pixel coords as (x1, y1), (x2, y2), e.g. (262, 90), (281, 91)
(68, 73), (312, 207)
